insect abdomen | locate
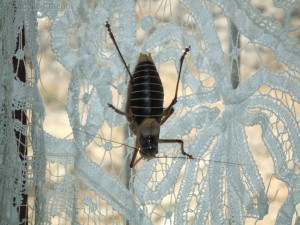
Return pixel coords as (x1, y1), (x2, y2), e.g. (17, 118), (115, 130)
(130, 54), (164, 125)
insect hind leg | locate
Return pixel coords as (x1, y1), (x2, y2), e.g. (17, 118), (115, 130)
(161, 47), (190, 125)
(105, 21), (133, 82)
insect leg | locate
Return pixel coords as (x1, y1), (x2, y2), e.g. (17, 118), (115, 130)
(130, 149), (140, 168)
(158, 139), (193, 159)
(174, 46), (191, 103)
(160, 46), (190, 125)
(107, 103), (132, 118)
(105, 21), (133, 82)
(130, 141), (140, 168)
(160, 108), (174, 125)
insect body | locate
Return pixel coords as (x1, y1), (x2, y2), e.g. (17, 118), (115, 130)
(106, 21), (192, 168)
(127, 53), (163, 157)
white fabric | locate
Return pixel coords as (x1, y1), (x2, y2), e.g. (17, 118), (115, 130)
(1, 0), (299, 224)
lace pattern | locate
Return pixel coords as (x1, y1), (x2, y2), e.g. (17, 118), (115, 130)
(0, 0), (299, 224)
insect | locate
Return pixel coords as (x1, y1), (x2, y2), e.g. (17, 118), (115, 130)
(105, 21), (193, 168)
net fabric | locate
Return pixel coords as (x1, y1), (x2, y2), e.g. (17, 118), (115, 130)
(0, 0), (46, 225)
(0, 0), (300, 225)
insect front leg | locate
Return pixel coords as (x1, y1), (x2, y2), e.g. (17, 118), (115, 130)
(158, 139), (193, 159)
(129, 140), (140, 168)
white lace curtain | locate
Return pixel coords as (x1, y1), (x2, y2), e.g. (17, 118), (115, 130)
(1, 0), (300, 224)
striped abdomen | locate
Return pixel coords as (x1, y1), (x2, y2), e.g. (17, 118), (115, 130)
(129, 54), (164, 125)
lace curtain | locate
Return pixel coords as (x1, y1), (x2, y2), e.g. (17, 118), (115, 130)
(1, 0), (300, 224)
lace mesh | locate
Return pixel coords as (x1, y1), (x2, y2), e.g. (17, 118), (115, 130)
(1, 0), (300, 224)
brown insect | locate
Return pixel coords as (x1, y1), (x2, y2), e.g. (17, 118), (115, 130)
(105, 21), (193, 168)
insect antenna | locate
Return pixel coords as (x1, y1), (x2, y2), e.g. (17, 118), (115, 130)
(71, 129), (241, 167)
(71, 128), (136, 150)
(154, 156), (241, 166)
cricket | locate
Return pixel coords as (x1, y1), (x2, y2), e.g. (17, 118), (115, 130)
(105, 21), (193, 168)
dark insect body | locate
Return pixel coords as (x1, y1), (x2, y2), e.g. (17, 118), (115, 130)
(129, 54), (164, 125)
(105, 21), (192, 168)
